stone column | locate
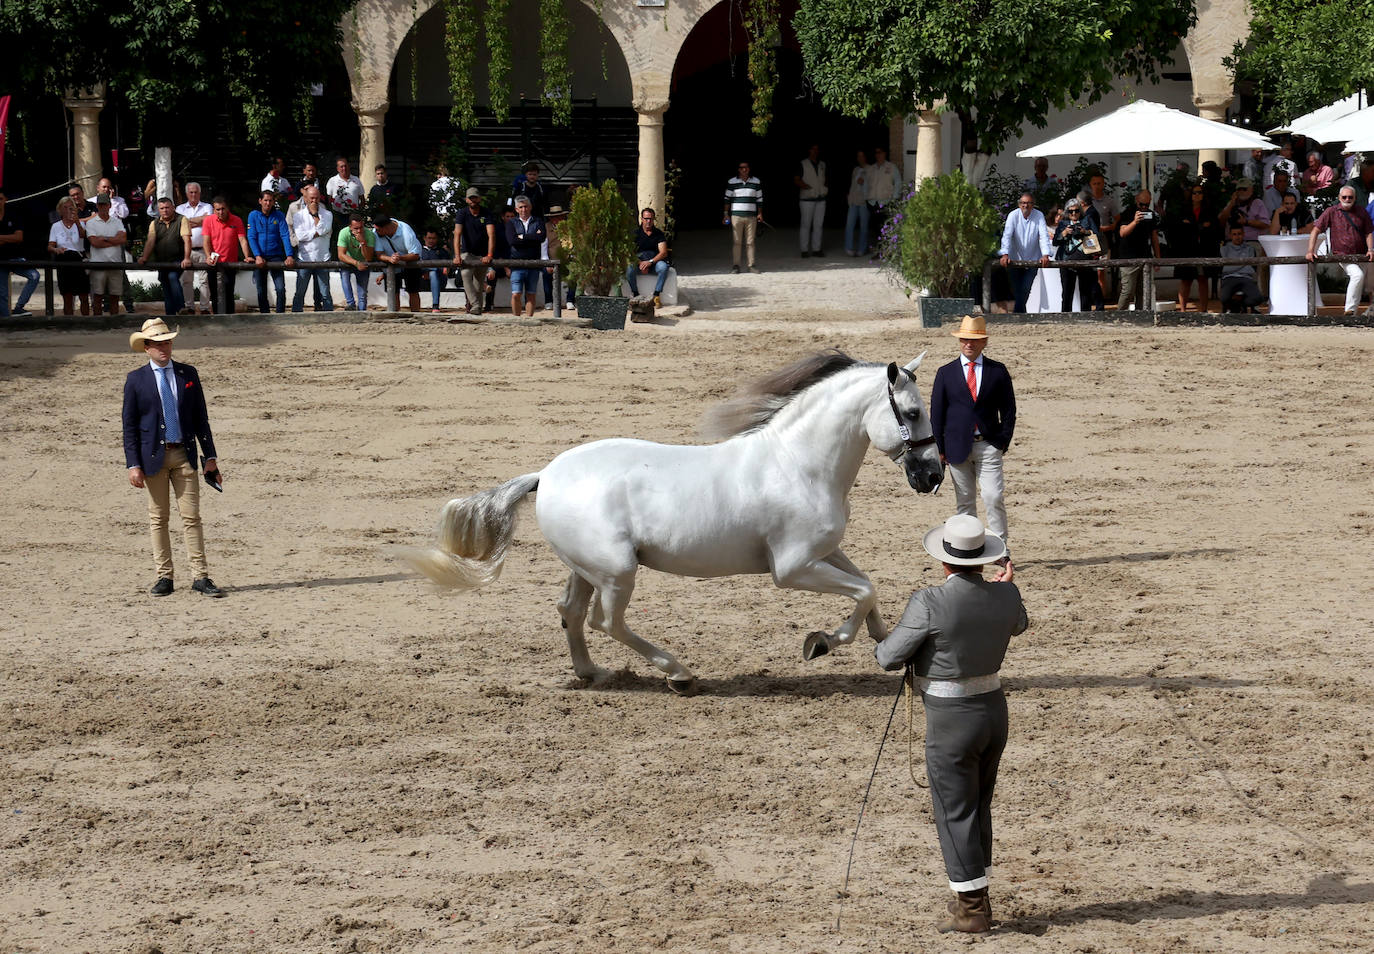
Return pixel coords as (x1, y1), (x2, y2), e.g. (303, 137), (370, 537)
(636, 104), (668, 216)
(63, 84), (106, 194)
(355, 100), (389, 182)
(1195, 94), (1233, 171)
(915, 107), (943, 182)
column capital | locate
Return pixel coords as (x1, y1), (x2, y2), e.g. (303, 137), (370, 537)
(353, 100), (389, 123)
(636, 103), (668, 125)
(63, 83), (106, 111)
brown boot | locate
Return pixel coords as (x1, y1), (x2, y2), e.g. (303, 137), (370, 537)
(945, 889), (992, 918)
(937, 888), (991, 934)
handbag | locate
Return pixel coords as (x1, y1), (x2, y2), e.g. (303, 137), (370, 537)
(1081, 232), (1102, 256)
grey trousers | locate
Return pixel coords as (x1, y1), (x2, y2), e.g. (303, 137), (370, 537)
(924, 689), (1008, 890)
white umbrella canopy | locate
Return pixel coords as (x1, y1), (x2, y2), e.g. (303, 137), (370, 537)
(1301, 105), (1374, 145)
(1015, 100), (1275, 157)
(1267, 92), (1364, 137)
(1346, 132), (1374, 151)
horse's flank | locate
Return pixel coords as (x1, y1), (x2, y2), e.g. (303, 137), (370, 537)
(701, 350), (869, 442)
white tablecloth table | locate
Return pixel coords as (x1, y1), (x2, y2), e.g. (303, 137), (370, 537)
(1258, 233), (1321, 315)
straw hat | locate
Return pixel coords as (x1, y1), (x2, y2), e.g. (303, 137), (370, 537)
(545, 204), (568, 217)
(129, 317), (179, 352)
(951, 315), (989, 340)
(921, 514), (1007, 566)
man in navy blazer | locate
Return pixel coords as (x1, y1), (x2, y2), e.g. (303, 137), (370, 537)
(122, 318), (225, 597)
(930, 315), (1016, 558)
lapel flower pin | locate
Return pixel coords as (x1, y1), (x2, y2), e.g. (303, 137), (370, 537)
(185, 380), (195, 389)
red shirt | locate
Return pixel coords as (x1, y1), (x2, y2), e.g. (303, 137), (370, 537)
(203, 213), (247, 262)
(1312, 204), (1374, 256)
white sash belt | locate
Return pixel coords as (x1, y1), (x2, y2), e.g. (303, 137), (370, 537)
(917, 674), (1001, 698)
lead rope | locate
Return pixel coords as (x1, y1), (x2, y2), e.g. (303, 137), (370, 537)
(905, 665), (928, 790)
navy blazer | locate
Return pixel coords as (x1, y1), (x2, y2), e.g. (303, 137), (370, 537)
(506, 216), (546, 260)
(930, 356), (1016, 465)
(122, 360), (217, 474)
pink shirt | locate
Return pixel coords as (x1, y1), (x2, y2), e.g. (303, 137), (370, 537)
(1301, 165), (1334, 193)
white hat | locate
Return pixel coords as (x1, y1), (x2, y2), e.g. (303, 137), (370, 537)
(921, 514), (1007, 566)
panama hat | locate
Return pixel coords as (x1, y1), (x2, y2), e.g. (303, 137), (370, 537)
(951, 315), (989, 340)
(129, 317), (179, 352)
(922, 514), (1007, 566)
(545, 204), (568, 217)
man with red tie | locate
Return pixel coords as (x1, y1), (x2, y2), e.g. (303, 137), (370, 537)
(929, 315), (1017, 564)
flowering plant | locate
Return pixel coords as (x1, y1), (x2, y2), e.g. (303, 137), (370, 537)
(879, 171), (1000, 298)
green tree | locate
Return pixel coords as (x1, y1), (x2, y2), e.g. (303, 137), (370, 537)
(0, 0), (355, 145)
(793, 0), (1196, 156)
(1227, 1), (1374, 124)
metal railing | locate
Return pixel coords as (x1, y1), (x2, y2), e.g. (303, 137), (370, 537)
(6, 257), (568, 318)
(983, 253), (1374, 318)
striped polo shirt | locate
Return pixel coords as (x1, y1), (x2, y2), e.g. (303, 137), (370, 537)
(725, 177), (763, 216)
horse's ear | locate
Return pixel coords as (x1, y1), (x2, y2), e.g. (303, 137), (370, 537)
(904, 350), (928, 373)
(886, 362), (900, 385)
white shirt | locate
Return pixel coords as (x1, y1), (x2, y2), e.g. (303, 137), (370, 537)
(85, 213), (126, 263)
(176, 201), (213, 246)
(261, 172), (292, 196)
(104, 195), (129, 219)
(291, 206), (334, 262)
(48, 220), (83, 254)
(867, 161), (900, 203)
(325, 174), (366, 212)
(999, 208), (1051, 259)
(959, 355), (984, 434)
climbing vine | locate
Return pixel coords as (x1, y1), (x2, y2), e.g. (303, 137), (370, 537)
(745, 0), (780, 136)
(444, 0), (476, 128)
(484, 0), (513, 123)
(539, 0), (573, 127)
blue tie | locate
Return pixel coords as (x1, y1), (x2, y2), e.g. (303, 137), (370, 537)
(158, 366), (183, 444)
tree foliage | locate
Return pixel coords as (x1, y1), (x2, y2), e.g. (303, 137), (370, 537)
(1227, 0), (1374, 124)
(563, 179), (635, 297)
(0, 0), (353, 145)
(793, 0), (1196, 155)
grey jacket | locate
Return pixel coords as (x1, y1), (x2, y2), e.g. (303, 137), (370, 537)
(875, 572), (1028, 676)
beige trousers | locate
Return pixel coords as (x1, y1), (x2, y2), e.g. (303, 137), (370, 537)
(731, 216), (757, 268)
(145, 445), (207, 579)
(181, 249), (209, 310)
(458, 253), (486, 312)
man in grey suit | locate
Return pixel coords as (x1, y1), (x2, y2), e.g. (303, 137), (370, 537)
(876, 514), (1028, 934)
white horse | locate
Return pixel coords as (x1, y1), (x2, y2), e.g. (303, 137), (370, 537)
(401, 351), (944, 692)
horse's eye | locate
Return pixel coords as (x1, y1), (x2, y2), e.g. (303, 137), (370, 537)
(905, 408), (921, 421)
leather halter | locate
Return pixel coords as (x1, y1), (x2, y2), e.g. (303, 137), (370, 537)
(886, 375), (938, 458)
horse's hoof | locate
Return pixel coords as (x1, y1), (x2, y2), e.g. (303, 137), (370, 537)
(803, 631), (832, 661)
(666, 675), (699, 696)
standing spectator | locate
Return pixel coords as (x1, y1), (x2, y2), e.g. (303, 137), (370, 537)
(137, 197), (192, 316)
(419, 228), (451, 313)
(98, 178), (129, 219)
(723, 160), (763, 274)
(290, 186), (334, 313)
(540, 205), (568, 310)
(625, 207), (670, 307)
(246, 191), (295, 314)
(1241, 148), (1267, 185)
(86, 193), (128, 315)
(1348, 158), (1374, 207)
(844, 150), (870, 256)
(1084, 172), (1119, 307)
(1022, 156), (1055, 198)
(1051, 198), (1100, 313)
(60, 182), (97, 222)
(98, 178), (137, 314)
(505, 196), (545, 316)
(287, 163), (325, 311)
(370, 165), (400, 214)
(997, 193), (1051, 313)
(260, 157), (292, 201)
(146, 176), (185, 209)
(1115, 190), (1160, 311)
(336, 212), (375, 311)
(0, 190), (40, 317)
(453, 186), (496, 316)
(430, 163), (462, 222)
(1300, 151), (1335, 196)
(1219, 225), (1265, 312)
(47, 197), (90, 315)
(1263, 142), (1297, 188)
(298, 161), (321, 194)
(1269, 192), (1315, 235)
(372, 214), (423, 312)
(508, 162), (546, 217)
(201, 197), (251, 315)
(866, 146), (901, 246)
(794, 143), (828, 258)
(176, 182), (214, 314)
(1168, 181), (1223, 313)
(1222, 179), (1271, 242)
(325, 157), (366, 215)
(1305, 185), (1374, 316)
(1263, 169), (1302, 215)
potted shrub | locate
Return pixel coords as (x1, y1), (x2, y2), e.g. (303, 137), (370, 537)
(879, 170), (1002, 327)
(563, 179), (636, 330)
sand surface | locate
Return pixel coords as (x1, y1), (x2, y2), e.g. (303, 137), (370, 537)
(2, 313), (1373, 952)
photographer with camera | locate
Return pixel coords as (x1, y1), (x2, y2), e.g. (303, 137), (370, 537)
(1052, 198), (1101, 312)
(1115, 190), (1161, 311)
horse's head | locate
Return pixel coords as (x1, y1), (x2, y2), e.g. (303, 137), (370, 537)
(871, 353), (944, 494)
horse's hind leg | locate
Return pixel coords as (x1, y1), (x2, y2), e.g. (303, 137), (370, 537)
(557, 571), (601, 681)
(594, 570), (698, 693)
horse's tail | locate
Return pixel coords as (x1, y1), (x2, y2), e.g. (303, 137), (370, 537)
(398, 472), (541, 589)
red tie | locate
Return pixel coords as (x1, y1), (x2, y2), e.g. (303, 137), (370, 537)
(966, 360), (978, 400)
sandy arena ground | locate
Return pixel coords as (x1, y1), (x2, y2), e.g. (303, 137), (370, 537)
(2, 311), (1373, 953)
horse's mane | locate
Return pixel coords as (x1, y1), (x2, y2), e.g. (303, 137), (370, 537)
(701, 350), (864, 441)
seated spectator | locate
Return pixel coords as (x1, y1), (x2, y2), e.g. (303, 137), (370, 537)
(419, 228), (451, 313)
(1300, 151), (1335, 196)
(47, 196), (90, 315)
(1263, 169), (1302, 215)
(1051, 198), (1100, 313)
(1219, 225), (1265, 312)
(625, 207), (671, 307)
(0, 189), (41, 317)
(1269, 193), (1314, 235)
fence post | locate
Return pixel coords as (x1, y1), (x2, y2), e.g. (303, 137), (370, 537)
(981, 258), (992, 314)
(1306, 258), (1317, 318)
(1145, 261), (1156, 323)
(44, 265), (55, 316)
(386, 265), (399, 312)
(552, 267), (562, 318)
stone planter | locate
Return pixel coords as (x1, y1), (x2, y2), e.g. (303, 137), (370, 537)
(917, 296), (976, 329)
(576, 295), (630, 331)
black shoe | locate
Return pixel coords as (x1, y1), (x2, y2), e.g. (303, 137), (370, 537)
(801, 251), (810, 258)
(731, 265), (740, 274)
(814, 249), (825, 257)
(11, 308), (32, 318)
(150, 577), (174, 596)
(192, 577), (225, 598)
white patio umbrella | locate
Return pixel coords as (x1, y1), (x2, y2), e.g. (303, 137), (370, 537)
(1346, 132), (1374, 152)
(1016, 100), (1275, 190)
(1301, 104), (1374, 145)
(1267, 92), (1365, 137)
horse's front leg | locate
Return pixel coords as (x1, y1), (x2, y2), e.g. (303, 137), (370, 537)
(771, 549), (878, 660)
(825, 549), (888, 642)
